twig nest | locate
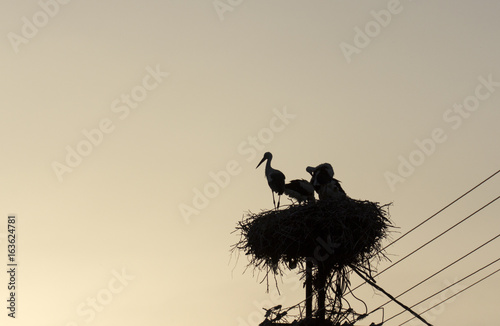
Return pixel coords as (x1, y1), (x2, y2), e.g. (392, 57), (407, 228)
(234, 197), (391, 273)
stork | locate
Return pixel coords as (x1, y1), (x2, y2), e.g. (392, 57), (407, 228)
(256, 152), (286, 209)
(306, 163), (346, 200)
(306, 163), (334, 187)
(284, 179), (315, 205)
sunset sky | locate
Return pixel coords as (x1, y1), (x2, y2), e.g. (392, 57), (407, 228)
(1, 1), (499, 325)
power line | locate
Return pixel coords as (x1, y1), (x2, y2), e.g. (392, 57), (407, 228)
(364, 233), (500, 317)
(384, 257), (500, 324)
(351, 265), (433, 326)
(350, 195), (499, 292)
(374, 196), (498, 275)
(381, 169), (499, 252)
(349, 169), (500, 293)
(396, 267), (500, 326)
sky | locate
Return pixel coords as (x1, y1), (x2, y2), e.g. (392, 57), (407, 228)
(1, 1), (499, 325)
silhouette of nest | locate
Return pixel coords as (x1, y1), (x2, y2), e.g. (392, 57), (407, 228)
(233, 196), (392, 275)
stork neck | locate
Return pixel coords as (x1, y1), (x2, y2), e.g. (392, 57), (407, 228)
(265, 157), (273, 172)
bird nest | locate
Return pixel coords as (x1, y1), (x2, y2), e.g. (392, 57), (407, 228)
(233, 196), (392, 275)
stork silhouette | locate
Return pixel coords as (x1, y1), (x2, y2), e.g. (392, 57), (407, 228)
(256, 152), (285, 209)
(307, 163), (346, 200)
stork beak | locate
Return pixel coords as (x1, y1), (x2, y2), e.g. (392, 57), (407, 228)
(256, 157), (266, 169)
(306, 166), (315, 176)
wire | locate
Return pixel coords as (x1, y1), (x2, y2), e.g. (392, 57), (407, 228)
(350, 195), (499, 292)
(396, 267), (500, 326)
(385, 257), (500, 324)
(351, 265), (433, 326)
(382, 169), (499, 252)
(365, 233), (500, 317)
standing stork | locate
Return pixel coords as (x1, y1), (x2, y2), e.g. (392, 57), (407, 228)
(256, 152), (286, 209)
(306, 163), (346, 200)
(284, 179), (315, 205)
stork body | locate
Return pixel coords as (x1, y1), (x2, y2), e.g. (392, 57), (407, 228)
(256, 152), (285, 209)
(319, 178), (346, 200)
(284, 179), (315, 205)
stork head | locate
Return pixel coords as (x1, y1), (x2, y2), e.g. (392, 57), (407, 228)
(256, 152), (272, 169)
(317, 163), (334, 178)
(306, 166), (315, 176)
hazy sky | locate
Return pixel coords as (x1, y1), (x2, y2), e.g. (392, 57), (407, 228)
(1, 1), (499, 325)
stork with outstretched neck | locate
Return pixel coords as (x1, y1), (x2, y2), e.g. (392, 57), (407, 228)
(256, 152), (286, 209)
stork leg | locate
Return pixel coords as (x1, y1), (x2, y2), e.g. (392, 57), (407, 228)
(277, 195), (281, 209)
(272, 191), (277, 209)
